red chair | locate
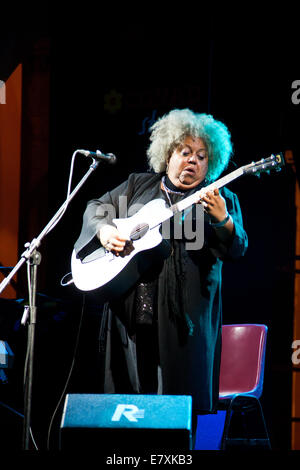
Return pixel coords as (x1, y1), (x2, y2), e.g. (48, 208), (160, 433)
(218, 324), (271, 449)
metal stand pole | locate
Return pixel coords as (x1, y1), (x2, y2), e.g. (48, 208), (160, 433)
(22, 249), (41, 450)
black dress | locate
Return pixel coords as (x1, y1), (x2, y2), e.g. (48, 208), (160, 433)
(74, 172), (248, 412)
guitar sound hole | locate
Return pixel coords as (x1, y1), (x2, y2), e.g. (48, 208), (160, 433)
(130, 223), (149, 240)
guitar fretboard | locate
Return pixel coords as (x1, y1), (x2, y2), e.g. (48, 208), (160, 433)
(169, 167), (244, 214)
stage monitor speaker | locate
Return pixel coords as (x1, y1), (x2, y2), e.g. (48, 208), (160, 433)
(60, 394), (192, 451)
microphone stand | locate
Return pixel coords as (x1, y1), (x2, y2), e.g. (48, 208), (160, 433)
(0, 154), (100, 450)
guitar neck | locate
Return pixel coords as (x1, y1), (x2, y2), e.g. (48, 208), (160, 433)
(173, 167), (244, 214)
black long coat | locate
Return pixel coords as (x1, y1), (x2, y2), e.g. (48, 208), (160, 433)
(74, 172), (248, 412)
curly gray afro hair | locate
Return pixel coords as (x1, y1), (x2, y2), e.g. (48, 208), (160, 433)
(147, 108), (233, 182)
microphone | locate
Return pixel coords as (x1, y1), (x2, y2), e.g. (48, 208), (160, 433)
(78, 149), (117, 164)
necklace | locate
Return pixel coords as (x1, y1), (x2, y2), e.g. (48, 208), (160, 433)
(161, 176), (185, 195)
(161, 176), (186, 207)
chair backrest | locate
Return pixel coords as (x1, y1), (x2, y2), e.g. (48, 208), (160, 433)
(219, 324), (268, 399)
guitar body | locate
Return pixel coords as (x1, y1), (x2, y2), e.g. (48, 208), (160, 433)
(71, 199), (173, 298)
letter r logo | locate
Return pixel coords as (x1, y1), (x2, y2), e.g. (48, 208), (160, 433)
(111, 404), (145, 422)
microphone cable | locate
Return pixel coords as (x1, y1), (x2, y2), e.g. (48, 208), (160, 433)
(46, 293), (86, 450)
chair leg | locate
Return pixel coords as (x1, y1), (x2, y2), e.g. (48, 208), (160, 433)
(220, 399), (234, 450)
(250, 398), (271, 449)
(220, 396), (271, 450)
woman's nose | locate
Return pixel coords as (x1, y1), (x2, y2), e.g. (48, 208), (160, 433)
(188, 153), (197, 163)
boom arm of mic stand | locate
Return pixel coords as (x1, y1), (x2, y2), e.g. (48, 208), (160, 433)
(0, 157), (99, 295)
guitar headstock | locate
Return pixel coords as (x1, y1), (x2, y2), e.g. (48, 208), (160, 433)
(243, 153), (285, 177)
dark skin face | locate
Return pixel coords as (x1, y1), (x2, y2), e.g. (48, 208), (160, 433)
(167, 136), (208, 190)
(167, 135), (230, 223)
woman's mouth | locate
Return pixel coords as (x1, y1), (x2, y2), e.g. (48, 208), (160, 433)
(182, 166), (196, 175)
